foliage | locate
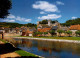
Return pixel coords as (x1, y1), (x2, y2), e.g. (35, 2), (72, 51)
(61, 18), (80, 26)
(33, 32), (43, 36)
(44, 32), (48, 34)
(75, 30), (80, 36)
(39, 20), (48, 24)
(49, 30), (55, 36)
(39, 19), (58, 24)
(0, 0), (12, 18)
(66, 31), (72, 37)
(15, 50), (38, 57)
(57, 30), (65, 37)
(0, 22), (37, 28)
(24, 23), (37, 29)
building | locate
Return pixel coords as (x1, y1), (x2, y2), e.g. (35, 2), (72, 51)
(21, 26), (36, 36)
(37, 20), (60, 29)
(69, 25), (80, 36)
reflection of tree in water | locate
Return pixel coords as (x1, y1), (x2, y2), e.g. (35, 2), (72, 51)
(6, 38), (80, 56)
(21, 39), (32, 48)
(37, 40), (80, 55)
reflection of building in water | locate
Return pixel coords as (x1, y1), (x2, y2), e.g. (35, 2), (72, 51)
(22, 39), (32, 48)
(37, 40), (80, 55)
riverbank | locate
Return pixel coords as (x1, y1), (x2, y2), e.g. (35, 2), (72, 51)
(14, 37), (80, 43)
(0, 39), (40, 58)
(17, 36), (80, 40)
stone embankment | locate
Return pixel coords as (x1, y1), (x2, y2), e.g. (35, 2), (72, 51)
(14, 37), (80, 43)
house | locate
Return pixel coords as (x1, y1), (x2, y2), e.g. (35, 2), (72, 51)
(38, 28), (51, 36)
(15, 27), (20, 34)
(69, 25), (80, 36)
(37, 20), (60, 29)
(21, 26), (36, 36)
(37, 20), (61, 36)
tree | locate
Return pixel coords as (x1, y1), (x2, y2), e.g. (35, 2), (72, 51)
(44, 32), (48, 36)
(66, 31), (72, 37)
(0, 0), (12, 18)
(49, 30), (55, 36)
(39, 20), (48, 24)
(75, 30), (80, 36)
(57, 30), (64, 37)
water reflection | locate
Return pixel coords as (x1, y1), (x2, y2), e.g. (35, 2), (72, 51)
(5, 38), (80, 58)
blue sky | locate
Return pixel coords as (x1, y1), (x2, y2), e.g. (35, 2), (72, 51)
(1, 0), (80, 24)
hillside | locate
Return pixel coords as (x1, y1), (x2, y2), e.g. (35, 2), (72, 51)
(61, 18), (80, 26)
(0, 22), (37, 28)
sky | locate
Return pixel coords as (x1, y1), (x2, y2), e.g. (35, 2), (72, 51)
(1, 0), (80, 24)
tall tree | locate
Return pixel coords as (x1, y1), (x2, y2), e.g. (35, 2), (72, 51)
(49, 30), (55, 36)
(0, 0), (12, 18)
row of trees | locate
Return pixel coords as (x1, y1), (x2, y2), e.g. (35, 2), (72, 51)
(57, 30), (80, 37)
(61, 18), (80, 26)
(33, 30), (80, 37)
(0, 22), (37, 28)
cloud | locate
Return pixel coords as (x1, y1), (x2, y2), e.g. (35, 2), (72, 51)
(32, 1), (59, 12)
(3, 19), (15, 22)
(16, 16), (31, 22)
(40, 11), (46, 14)
(1, 14), (32, 23)
(56, 1), (64, 5)
(25, 19), (31, 22)
(7, 14), (16, 19)
(38, 14), (61, 20)
(72, 17), (77, 19)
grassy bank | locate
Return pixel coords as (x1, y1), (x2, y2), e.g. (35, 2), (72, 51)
(0, 39), (8, 43)
(17, 36), (80, 40)
(0, 39), (39, 58)
(15, 50), (38, 57)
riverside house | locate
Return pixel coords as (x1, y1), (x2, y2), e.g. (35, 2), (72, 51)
(21, 26), (36, 36)
(70, 24), (80, 36)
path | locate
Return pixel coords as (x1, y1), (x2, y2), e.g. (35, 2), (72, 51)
(0, 41), (20, 58)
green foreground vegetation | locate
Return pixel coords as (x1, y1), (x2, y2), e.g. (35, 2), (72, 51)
(15, 50), (38, 57)
(0, 39), (39, 57)
(0, 39), (8, 43)
(18, 36), (80, 40)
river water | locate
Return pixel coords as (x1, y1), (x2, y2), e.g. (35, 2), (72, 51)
(6, 38), (80, 58)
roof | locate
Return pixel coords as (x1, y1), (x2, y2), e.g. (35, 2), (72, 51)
(70, 25), (80, 30)
(52, 26), (58, 30)
(59, 27), (68, 31)
(38, 28), (51, 32)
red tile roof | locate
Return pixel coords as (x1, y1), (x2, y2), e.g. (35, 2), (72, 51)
(38, 28), (51, 32)
(70, 25), (80, 30)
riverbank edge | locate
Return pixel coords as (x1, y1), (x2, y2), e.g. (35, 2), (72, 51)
(0, 39), (43, 58)
(14, 37), (80, 43)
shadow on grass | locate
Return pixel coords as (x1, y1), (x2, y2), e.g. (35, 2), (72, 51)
(0, 43), (39, 58)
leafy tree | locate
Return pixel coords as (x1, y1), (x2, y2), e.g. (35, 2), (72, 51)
(0, 0), (12, 18)
(75, 30), (80, 36)
(61, 18), (80, 26)
(33, 32), (43, 37)
(39, 20), (48, 24)
(49, 30), (55, 36)
(44, 32), (48, 36)
(66, 31), (72, 37)
(57, 30), (65, 37)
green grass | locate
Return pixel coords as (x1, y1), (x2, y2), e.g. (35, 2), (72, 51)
(17, 36), (80, 40)
(0, 39), (8, 43)
(15, 50), (38, 57)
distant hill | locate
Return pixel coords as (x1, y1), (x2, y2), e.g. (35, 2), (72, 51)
(0, 22), (37, 28)
(61, 18), (80, 26)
